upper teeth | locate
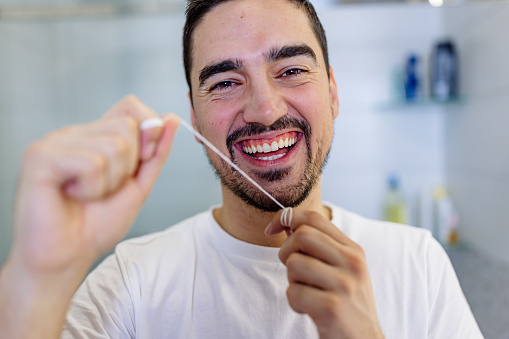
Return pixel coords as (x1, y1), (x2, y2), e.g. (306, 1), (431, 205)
(242, 136), (297, 154)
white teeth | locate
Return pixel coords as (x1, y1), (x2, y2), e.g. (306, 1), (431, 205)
(242, 135), (298, 155)
(258, 153), (286, 161)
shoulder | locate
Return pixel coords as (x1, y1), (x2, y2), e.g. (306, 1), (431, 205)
(326, 203), (443, 271)
(113, 210), (212, 270)
(328, 203), (433, 246)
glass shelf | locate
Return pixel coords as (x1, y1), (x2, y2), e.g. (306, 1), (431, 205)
(377, 96), (464, 111)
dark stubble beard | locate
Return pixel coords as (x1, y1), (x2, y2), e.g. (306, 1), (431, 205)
(206, 116), (331, 213)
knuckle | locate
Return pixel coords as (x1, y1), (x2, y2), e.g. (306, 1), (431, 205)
(338, 275), (356, 295)
(320, 295), (342, 320)
(346, 249), (367, 276)
(104, 136), (129, 159)
(352, 241), (365, 254)
(117, 116), (138, 135)
(83, 154), (106, 177)
(285, 252), (301, 270)
(44, 124), (81, 143)
(22, 141), (45, 164)
(114, 95), (142, 116)
(124, 94), (140, 104)
(305, 210), (324, 226)
(292, 225), (313, 239)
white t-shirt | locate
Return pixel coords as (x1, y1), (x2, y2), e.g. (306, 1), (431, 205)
(62, 204), (483, 338)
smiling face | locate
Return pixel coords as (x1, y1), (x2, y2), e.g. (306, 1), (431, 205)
(189, 0), (339, 212)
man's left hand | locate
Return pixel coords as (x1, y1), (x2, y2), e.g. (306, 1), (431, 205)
(265, 209), (385, 339)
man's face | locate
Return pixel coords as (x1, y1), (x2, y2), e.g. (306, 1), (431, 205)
(189, 0), (339, 212)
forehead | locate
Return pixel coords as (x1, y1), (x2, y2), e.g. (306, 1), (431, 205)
(191, 0), (320, 75)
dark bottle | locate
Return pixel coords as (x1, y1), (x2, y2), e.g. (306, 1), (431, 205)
(404, 54), (420, 101)
(431, 40), (458, 102)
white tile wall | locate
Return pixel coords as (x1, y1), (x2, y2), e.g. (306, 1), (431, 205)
(320, 4), (446, 222)
(0, 22), (58, 263)
(444, 2), (509, 264)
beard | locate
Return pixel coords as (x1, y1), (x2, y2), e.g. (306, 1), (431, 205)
(206, 116), (331, 213)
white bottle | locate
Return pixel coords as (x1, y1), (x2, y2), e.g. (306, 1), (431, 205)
(433, 187), (459, 247)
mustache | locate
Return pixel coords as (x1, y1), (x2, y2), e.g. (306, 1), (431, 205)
(226, 116), (311, 156)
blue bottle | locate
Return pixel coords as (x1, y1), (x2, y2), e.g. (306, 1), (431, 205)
(404, 54), (419, 101)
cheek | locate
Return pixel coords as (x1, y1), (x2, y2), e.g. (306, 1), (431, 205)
(197, 102), (240, 144)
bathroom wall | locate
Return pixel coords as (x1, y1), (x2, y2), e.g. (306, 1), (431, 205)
(319, 4), (446, 225)
(0, 21), (57, 262)
(444, 2), (509, 265)
(0, 3), (446, 265)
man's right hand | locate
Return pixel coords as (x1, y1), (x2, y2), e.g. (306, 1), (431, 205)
(0, 95), (180, 338)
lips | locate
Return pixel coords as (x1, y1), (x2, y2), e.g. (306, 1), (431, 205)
(237, 131), (299, 161)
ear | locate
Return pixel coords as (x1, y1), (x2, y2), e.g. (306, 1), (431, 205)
(188, 91), (203, 145)
(328, 66), (339, 120)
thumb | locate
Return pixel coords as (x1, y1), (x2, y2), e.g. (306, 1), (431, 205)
(135, 113), (180, 193)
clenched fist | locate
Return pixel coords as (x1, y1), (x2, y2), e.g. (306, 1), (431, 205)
(0, 95), (180, 339)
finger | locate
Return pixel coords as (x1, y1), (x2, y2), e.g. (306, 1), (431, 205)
(135, 113), (180, 194)
(44, 118), (140, 193)
(50, 135), (135, 194)
(286, 282), (341, 321)
(104, 95), (163, 161)
(278, 225), (350, 267)
(266, 209), (355, 247)
(85, 117), (140, 174)
(286, 252), (355, 293)
(49, 147), (108, 200)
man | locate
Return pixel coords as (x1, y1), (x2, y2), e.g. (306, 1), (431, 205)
(0, 0), (482, 338)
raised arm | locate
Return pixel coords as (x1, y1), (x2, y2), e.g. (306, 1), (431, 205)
(0, 95), (179, 339)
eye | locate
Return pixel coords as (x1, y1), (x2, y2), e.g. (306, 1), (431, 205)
(210, 80), (237, 91)
(280, 68), (306, 78)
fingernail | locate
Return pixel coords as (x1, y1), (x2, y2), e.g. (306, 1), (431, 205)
(140, 117), (164, 131)
(264, 222), (272, 236)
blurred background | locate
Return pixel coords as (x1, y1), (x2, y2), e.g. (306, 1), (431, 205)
(1, 0), (508, 337)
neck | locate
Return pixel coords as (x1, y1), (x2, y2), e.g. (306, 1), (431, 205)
(213, 180), (330, 247)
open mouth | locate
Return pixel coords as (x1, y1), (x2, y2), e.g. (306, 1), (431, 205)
(237, 131), (300, 161)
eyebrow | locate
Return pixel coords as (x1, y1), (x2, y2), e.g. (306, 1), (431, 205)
(199, 59), (244, 87)
(197, 44), (318, 88)
(266, 44), (317, 64)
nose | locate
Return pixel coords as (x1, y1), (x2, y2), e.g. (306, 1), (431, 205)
(242, 78), (288, 127)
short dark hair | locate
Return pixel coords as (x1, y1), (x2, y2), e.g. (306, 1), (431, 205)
(183, 0), (330, 94)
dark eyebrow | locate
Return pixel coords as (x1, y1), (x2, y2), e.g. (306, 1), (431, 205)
(198, 59), (243, 87)
(266, 44), (317, 64)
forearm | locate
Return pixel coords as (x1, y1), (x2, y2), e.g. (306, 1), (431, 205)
(0, 258), (89, 339)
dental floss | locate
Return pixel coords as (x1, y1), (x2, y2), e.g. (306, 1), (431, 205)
(280, 207), (293, 229)
(140, 117), (164, 130)
(139, 116), (293, 231)
(179, 119), (287, 209)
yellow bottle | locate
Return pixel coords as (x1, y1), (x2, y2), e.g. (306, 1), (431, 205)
(384, 175), (408, 224)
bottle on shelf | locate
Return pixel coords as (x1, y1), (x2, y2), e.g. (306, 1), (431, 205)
(430, 40), (459, 102)
(404, 54), (420, 102)
(384, 174), (408, 225)
(433, 186), (459, 247)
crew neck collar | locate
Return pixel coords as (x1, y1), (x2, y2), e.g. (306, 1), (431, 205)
(201, 203), (341, 263)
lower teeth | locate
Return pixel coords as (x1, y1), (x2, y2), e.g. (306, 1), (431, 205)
(258, 153), (286, 161)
